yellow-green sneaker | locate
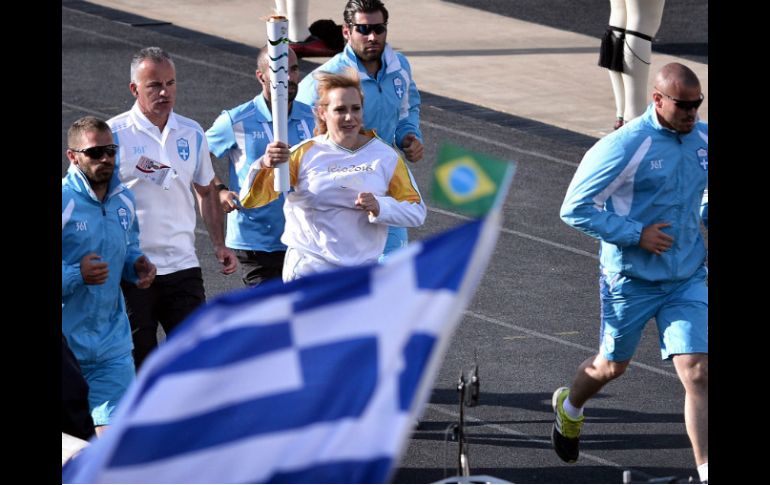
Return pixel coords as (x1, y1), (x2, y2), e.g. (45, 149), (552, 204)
(551, 386), (584, 463)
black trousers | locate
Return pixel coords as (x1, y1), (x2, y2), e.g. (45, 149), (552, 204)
(235, 249), (285, 287)
(121, 267), (205, 370)
(61, 333), (95, 440)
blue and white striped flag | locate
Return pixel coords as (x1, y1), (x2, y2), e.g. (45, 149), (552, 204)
(63, 210), (504, 484)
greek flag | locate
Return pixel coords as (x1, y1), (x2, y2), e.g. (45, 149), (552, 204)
(63, 212), (503, 484)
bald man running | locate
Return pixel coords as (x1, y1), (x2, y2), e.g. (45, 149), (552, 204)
(553, 62), (708, 483)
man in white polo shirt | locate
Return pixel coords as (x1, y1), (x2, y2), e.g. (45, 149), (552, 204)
(108, 46), (238, 370)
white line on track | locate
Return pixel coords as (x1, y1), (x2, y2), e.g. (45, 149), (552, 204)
(422, 120), (580, 168)
(464, 311), (678, 378)
(62, 23), (252, 79)
(62, 102), (111, 118)
(427, 207), (598, 259)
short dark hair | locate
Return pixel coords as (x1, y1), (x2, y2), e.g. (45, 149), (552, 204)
(130, 47), (174, 83)
(257, 45), (270, 74)
(343, 0), (389, 25)
(67, 116), (111, 148)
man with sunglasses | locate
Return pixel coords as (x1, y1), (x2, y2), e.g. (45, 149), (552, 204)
(206, 46), (315, 287)
(62, 116), (157, 435)
(296, 0), (424, 258)
(554, 62), (708, 483)
(108, 47), (238, 370)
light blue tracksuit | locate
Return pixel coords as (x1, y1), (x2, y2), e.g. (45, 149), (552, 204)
(206, 96), (315, 252)
(561, 103), (709, 360)
(62, 165), (144, 423)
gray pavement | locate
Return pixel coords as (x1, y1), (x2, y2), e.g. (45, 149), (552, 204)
(61, 1), (708, 482)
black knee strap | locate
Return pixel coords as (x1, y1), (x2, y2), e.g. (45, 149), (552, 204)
(624, 28), (653, 42)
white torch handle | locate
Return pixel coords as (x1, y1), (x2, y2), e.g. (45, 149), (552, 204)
(267, 17), (290, 192)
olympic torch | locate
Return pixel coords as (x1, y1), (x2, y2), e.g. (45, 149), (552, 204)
(266, 16), (290, 192)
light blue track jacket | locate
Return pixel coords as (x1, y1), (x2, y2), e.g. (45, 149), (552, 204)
(296, 43), (422, 149)
(62, 165), (144, 364)
(206, 96), (315, 252)
(561, 103), (708, 282)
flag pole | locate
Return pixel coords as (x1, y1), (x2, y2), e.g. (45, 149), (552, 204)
(266, 15), (290, 192)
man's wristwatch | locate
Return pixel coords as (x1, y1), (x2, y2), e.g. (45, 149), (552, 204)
(215, 183), (229, 192)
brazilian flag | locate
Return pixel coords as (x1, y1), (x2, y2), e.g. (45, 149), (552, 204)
(432, 143), (515, 217)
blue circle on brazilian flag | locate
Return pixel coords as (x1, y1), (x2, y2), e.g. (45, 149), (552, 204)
(449, 166), (478, 195)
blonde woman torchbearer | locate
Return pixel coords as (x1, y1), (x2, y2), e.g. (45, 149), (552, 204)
(240, 70), (426, 282)
(600, 0), (665, 129)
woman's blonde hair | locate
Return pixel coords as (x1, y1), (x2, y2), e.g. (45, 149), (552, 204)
(313, 68), (365, 135)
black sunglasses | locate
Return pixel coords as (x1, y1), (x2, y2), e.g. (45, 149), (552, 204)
(351, 23), (387, 35)
(70, 144), (119, 159)
(655, 90), (704, 111)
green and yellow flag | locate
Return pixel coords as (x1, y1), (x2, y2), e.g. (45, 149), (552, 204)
(432, 143), (515, 217)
